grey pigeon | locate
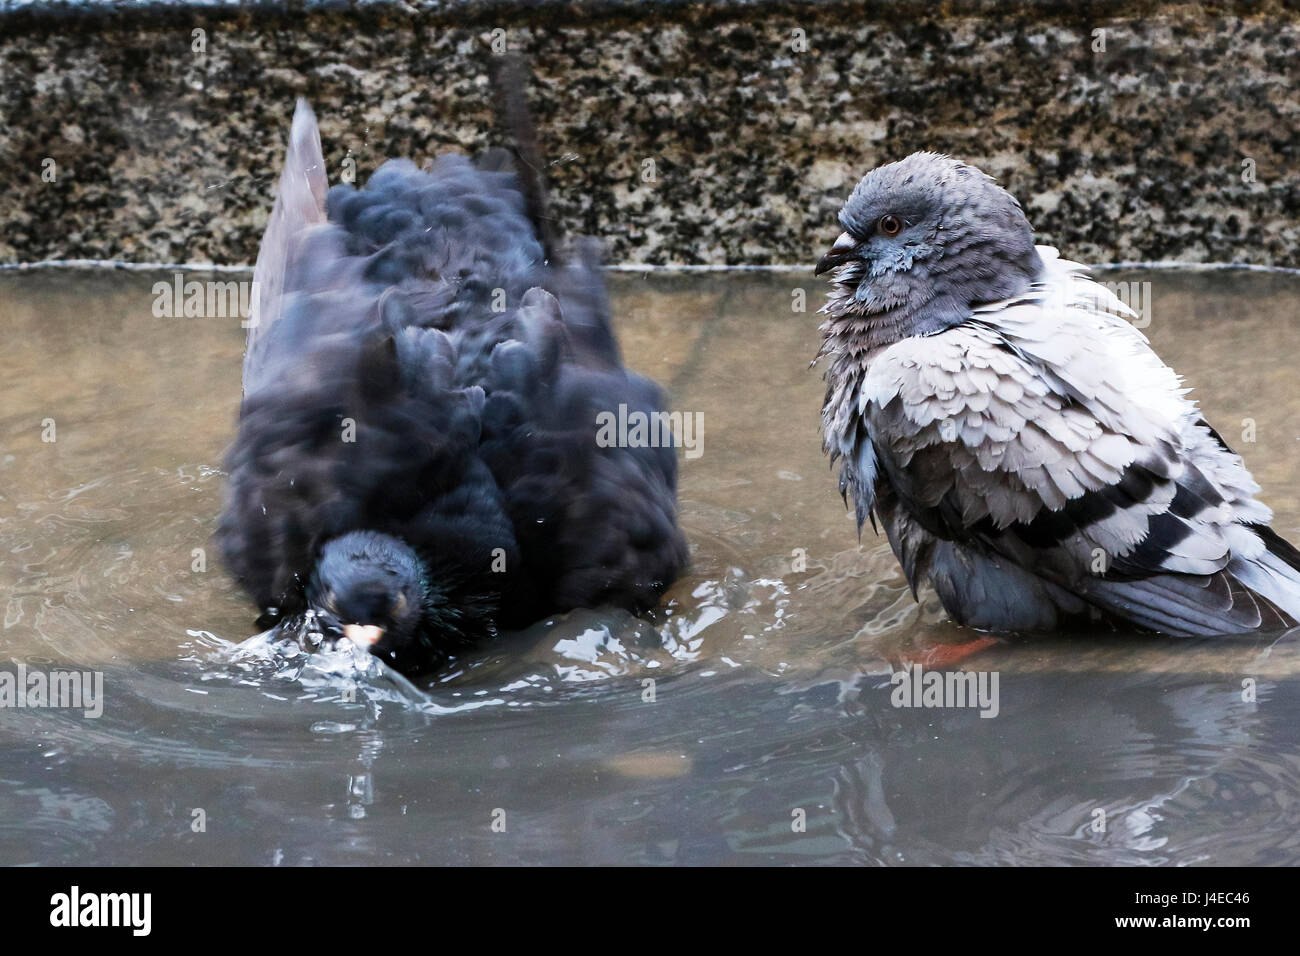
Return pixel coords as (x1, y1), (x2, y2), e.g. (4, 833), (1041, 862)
(217, 88), (687, 674)
(815, 151), (1300, 636)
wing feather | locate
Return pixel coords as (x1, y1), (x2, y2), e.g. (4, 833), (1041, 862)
(857, 248), (1298, 634)
(244, 99), (329, 394)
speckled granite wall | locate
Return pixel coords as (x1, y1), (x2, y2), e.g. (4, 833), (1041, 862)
(1, 0), (1297, 267)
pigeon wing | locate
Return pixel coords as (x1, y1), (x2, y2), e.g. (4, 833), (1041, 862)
(244, 99), (330, 395)
(862, 254), (1294, 635)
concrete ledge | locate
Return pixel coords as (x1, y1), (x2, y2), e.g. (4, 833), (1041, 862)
(2, 1), (1298, 266)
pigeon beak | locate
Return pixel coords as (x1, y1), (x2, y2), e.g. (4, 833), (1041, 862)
(815, 231), (860, 276)
(342, 623), (385, 647)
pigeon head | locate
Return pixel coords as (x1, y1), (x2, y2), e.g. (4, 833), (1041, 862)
(816, 152), (1043, 341)
(307, 531), (429, 662)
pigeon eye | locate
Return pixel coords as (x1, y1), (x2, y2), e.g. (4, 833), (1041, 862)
(877, 215), (903, 237)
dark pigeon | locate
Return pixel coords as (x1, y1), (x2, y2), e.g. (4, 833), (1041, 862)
(816, 151), (1300, 637)
(217, 94), (687, 674)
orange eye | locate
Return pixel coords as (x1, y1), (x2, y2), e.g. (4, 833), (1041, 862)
(878, 215), (903, 237)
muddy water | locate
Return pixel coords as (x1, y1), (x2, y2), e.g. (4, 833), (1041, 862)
(1, 266), (1299, 865)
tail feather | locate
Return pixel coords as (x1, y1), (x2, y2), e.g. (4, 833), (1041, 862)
(486, 54), (625, 370)
(1082, 572), (1282, 636)
(1075, 525), (1300, 637)
(488, 53), (562, 265)
(1227, 524), (1300, 623)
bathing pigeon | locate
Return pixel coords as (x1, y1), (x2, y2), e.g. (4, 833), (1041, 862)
(815, 151), (1300, 636)
(217, 80), (687, 673)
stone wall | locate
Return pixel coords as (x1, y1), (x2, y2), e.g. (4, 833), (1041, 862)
(1, 0), (1297, 266)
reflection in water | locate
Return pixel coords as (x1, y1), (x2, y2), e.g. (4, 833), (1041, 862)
(1, 267), (1299, 864)
(831, 646), (1300, 865)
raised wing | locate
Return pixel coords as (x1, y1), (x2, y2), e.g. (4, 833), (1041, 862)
(244, 99), (329, 395)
